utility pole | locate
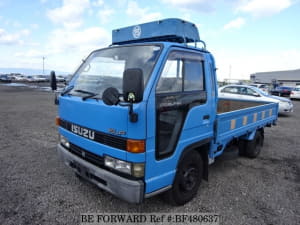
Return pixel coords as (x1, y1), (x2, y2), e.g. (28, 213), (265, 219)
(42, 57), (45, 75)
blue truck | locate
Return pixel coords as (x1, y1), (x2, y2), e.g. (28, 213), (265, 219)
(50, 19), (278, 205)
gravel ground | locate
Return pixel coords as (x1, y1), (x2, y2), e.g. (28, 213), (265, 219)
(0, 85), (299, 225)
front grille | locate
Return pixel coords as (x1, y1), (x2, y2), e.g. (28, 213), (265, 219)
(60, 119), (127, 150)
(94, 133), (126, 150)
(68, 143), (104, 168)
(66, 143), (142, 181)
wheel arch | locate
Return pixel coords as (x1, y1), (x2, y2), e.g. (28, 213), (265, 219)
(240, 127), (264, 141)
(177, 138), (211, 181)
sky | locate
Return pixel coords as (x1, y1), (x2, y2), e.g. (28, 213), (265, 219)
(0, 0), (299, 81)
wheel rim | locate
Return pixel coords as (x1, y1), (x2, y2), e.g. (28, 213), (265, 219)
(179, 166), (199, 192)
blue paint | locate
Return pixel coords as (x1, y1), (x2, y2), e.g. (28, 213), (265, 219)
(56, 19), (279, 202)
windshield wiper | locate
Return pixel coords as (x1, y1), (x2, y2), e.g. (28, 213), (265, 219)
(74, 89), (98, 100)
(61, 85), (74, 96)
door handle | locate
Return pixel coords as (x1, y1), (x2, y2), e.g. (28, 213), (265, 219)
(203, 115), (210, 120)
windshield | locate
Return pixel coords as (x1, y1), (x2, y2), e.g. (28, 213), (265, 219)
(251, 86), (269, 96)
(69, 45), (161, 98)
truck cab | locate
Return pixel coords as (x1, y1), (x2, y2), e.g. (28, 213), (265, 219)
(53, 18), (278, 205)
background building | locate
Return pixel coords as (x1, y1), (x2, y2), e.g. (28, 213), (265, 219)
(250, 69), (300, 87)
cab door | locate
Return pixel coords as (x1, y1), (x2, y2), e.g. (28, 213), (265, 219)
(145, 49), (214, 193)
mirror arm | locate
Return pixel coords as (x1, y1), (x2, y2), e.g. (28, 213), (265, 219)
(118, 101), (138, 123)
(128, 101), (138, 123)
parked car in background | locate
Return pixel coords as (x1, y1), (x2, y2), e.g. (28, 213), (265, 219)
(14, 75), (27, 81)
(24, 76), (35, 82)
(0, 74), (12, 83)
(290, 86), (300, 100)
(9, 75), (16, 81)
(219, 85), (293, 114)
(270, 86), (293, 97)
(65, 74), (73, 84)
(250, 83), (269, 93)
(56, 75), (66, 82)
(33, 75), (48, 82)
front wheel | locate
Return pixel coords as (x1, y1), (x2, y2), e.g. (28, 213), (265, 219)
(163, 150), (203, 205)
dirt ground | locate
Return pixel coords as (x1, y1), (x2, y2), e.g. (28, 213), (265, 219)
(0, 85), (299, 225)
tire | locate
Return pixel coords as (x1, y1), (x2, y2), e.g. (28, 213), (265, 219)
(244, 130), (264, 158)
(163, 150), (203, 205)
(238, 139), (247, 156)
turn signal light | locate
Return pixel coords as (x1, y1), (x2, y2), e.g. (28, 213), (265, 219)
(126, 139), (145, 153)
(55, 117), (61, 126)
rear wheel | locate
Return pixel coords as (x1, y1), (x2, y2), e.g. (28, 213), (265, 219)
(163, 150), (203, 205)
(238, 140), (247, 156)
(239, 130), (264, 158)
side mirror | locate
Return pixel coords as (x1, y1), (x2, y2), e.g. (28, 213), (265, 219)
(253, 93), (260, 97)
(50, 71), (57, 91)
(123, 68), (144, 103)
(102, 87), (120, 105)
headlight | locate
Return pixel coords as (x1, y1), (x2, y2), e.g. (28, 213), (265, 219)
(132, 163), (145, 178)
(279, 101), (287, 105)
(104, 156), (115, 168)
(115, 159), (132, 174)
(105, 156), (131, 175)
(104, 156), (144, 177)
(60, 134), (70, 149)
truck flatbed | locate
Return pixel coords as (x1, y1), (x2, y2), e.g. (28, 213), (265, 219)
(212, 98), (278, 158)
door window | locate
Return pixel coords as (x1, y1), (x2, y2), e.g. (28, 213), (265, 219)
(156, 51), (204, 93)
(156, 59), (182, 93)
(155, 51), (206, 159)
(184, 60), (204, 91)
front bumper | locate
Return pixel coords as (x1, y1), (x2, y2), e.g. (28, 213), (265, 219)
(279, 102), (293, 113)
(290, 94), (300, 99)
(57, 144), (144, 203)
